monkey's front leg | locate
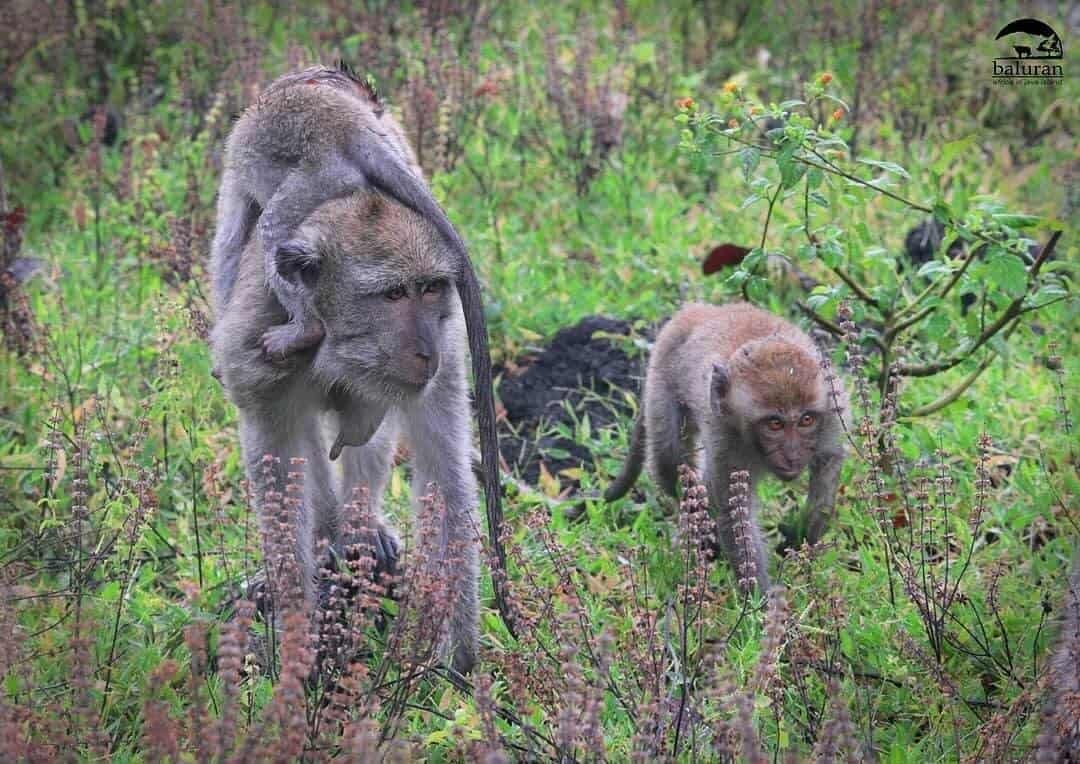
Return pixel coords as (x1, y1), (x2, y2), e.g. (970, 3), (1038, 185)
(336, 418), (402, 590)
(802, 450), (845, 546)
(404, 370), (480, 675)
(706, 459), (770, 594)
(258, 165), (369, 362)
(238, 396), (337, 606)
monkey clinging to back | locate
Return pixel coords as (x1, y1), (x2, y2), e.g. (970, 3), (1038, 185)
(211, 63), (457, 358)
(605, 302), (849, 591)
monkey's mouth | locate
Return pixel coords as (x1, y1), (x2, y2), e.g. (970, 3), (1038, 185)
(774, 466), (802, 481)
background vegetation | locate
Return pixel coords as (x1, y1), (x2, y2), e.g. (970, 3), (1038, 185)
(0, 1), (1075, 760)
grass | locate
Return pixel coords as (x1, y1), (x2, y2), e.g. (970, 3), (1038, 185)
(0, 1), (1076, 760)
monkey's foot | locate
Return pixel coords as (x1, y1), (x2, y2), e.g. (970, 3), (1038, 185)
(328, 524), (400, 595)
(260, 320), (326, 363)
(373, 524), (401, 590)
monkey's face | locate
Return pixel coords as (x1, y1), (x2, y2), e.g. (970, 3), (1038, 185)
(327, 276), (452, 394)
(711, 338), (829, 481)
(276, 193), (460, 400)
(753, 411), (822, 481)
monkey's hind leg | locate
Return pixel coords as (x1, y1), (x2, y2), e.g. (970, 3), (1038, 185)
(256, 164), (369, 362)
(209, 180), (261, 315)
(644, 385), (687, 499)
(261, 318), (326, 362)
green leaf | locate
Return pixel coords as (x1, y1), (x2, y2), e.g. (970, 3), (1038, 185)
(739, 193), (762, 211)
(742, 248), (766, 272)
(747, 275), (769, 301)
(985, 252), (1028, 297)
(740, 146), (760, 182)
(931, 200), (953, 224)
(779, 155), (807, 189)
(991, 213), (1041, 229)
(856, 158), (910, 178)
(917, 260), (951, 279)
(924, 311), (950, 339)
(778, 99), (806, 111)
(630, 40), (656, 64)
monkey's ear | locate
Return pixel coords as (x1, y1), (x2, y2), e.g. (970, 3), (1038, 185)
(275, 241), (320, 289)
(710, 362), (731, 414)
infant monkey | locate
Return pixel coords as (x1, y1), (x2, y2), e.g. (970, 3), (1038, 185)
(211, 63), (463, 359)
(605, 302), (849, 591)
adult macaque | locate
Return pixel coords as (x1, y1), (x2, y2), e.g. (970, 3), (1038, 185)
(209, 64), (506, 631)
(211, 189), (482, 673)
(605, 302), (849, 591)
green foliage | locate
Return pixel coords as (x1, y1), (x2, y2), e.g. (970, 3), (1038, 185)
(0, 1), (1075, 760)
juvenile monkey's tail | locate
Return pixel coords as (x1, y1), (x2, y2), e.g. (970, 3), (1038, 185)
(604, 414), (647, 502)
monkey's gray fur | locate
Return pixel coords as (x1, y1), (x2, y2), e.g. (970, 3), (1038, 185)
(210, 63), (509, 637)
(605, 302), (849, 591)
(211, 191), (479, 673)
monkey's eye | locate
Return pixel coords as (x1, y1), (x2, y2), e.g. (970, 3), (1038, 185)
(384, 285), (408, 301)
(423, 278), (448, 296)
(766, 417), (784, 432)
(798, 413), (817, 427)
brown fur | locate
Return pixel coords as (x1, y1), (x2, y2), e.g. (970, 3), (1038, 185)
(605, 302), (849, 591)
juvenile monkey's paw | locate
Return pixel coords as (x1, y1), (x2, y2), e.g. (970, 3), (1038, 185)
(260, 321), (325, 364)
(260, 325), (304, 363)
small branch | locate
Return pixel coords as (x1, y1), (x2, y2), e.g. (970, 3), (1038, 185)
(796, 302), (844, 337)
(833, 264), (882, 312)
(892, 239), (982, 324)
(886, 304), (934, 342)
(804, 145), (932, 214)
(797, 302), (888, 356)
(937, 242), (986, 302)
(896, 232), (1062, 377)
(905, 344), (1003, 417)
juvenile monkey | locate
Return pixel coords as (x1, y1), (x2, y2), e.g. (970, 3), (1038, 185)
(212, 191), (481, 672)
(210, 64), (508, 630)
(605, 303), (848, 591)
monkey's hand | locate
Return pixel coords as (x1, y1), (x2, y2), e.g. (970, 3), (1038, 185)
(260, 319), (326, 364)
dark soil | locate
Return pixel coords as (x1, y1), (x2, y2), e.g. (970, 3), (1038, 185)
(496, 316), (649, 488)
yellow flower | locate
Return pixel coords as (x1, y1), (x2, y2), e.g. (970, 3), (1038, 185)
(723, 80), (738, 93)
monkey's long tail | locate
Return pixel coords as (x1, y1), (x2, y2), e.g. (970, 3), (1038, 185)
(458, 260), (516, 639)
(603, 415), (647, 502)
